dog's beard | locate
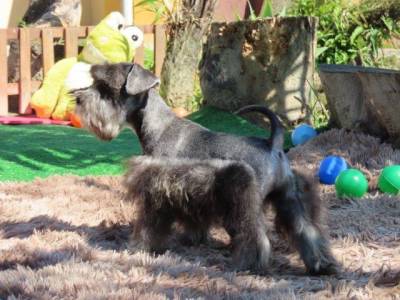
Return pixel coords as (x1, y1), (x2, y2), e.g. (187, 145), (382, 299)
(74, 88), (125, 141)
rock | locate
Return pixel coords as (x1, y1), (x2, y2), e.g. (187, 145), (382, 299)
(318, 64), (400, 143)
(199, 17), (317, 126)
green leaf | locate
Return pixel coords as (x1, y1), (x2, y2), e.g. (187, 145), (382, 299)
(350, 26), (364, 44)
(234, 12), (243, 21)
(381, 16), (394, 31)
(279, 6), (287, 17)
(247, 0), (257, 20)
(316, 46), (328, 58)
(135, 0), (159, 7)
(260, 0), (273, 18)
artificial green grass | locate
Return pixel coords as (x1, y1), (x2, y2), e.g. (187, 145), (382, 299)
(0, 106), (291, 182)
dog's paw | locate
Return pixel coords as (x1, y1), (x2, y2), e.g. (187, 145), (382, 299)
(307, 259), (340, 276)
(178, 231), (210, 246)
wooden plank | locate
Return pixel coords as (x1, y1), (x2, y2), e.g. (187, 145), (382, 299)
(55, 27), (87, 38)
(0, 30), (8, 115)
(7, 26), (90, 40)
(18, 28), (32, 114)
(41, 28), (55, 75)
(154, 25), (166, 77)
(77, 27), (89, 37)
(8, 81), (41, 96)
(7, 28), (19, 39)
(7, 83), (19, 95)
(8, 28), (40, 39)
(27, 28), (41, 39)
(87, 26), (95, 34)
(7, 83), (17, 95)
(139, 25), (155, 34)
(31, 81), (41, 92)
(44, 27), (68, 38)
(64, 27), (80, 58)
(135, 46), (145, 66)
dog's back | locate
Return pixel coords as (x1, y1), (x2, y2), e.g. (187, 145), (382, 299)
(124, 156), (257, 220)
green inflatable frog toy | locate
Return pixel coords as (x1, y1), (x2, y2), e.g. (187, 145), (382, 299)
(30, 12), (143, 127)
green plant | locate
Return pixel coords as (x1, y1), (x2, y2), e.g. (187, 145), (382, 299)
(188, 75), (203, 111)
(144, 47), (155, 71)
(135, 0), (180, 24)
(290, 0), (399, 66)
(307, 80), (330, 128)
(248, 0), (273, 19)
(294, 79), (330, 129)
(244, 0), (287, 20)
(17, 19), (28, 27)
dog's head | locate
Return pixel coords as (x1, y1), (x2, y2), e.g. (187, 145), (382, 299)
(66, 63), (160, 140)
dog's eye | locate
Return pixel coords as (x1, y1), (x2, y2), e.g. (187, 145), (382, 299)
(76, 97), (81, 105)
(132, 35), (138, 41)
(118, 24), (123, 30)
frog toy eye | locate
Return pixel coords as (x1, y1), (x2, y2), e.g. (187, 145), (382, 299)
(122, 26), (144, 48)
(105, 12), (126, 30)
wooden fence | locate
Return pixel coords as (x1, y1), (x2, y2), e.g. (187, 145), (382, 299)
(0, 25), (166, 116)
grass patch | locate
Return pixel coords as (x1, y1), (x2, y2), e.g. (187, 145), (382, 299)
(0, 106), (292, 182)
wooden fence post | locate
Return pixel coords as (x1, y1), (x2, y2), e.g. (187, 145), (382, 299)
(42, 28), (55, 75)
(154, 25), (166, 77)
(64, 27), (80, 58)
(135, 41), (145, 66)
(1, 25), (165, 116)
(19, 28), (32, 114)
(0, 30), (8, 115)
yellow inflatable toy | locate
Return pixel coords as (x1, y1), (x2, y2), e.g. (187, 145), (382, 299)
(31, 12), (144, 127)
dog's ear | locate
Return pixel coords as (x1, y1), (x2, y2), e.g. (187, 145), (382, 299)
(91, 63), (133, 90)
(125, 64), (160, 95)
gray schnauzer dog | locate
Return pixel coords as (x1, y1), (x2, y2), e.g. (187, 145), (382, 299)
(66, 62), (338, 275)
(124, 156), (270, 271)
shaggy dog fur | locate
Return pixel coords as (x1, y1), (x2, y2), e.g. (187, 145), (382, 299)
(0, 130), (399, 299)
(68, 62), (337, 275)
(124, 156), (270, 271)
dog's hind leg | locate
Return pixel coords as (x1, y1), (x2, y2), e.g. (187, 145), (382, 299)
(268, 174), (338, 275)
(134, 206), (174, 254)
(217, 164), (271, 271)
(179, 219), (210, 246)
(226, 214), (271, 272)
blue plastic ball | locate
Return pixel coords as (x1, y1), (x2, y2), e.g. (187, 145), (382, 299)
(318, 155), (348, 185)
(291, 124), (317, 146)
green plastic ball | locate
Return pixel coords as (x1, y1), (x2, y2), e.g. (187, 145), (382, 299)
(335, 169), (368, 198)
(378, 165), (400, 195)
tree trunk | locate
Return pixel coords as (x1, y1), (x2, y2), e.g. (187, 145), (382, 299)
(160, 0), (218, 110)
(8, 0), (81, 83)
(199, 17), (317, 126)
(318, 64), (400, 144)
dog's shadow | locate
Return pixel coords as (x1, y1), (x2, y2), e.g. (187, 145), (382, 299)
(0, 215), (131, 249)
(3, 214), (381, 299)
(0, 215), (323, 280)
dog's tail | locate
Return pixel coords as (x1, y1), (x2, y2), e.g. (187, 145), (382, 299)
(235, 105), (284, 150)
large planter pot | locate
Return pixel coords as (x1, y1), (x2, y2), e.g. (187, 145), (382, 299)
(199, 17), (317, 125)
(318, 64), (400, 142)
